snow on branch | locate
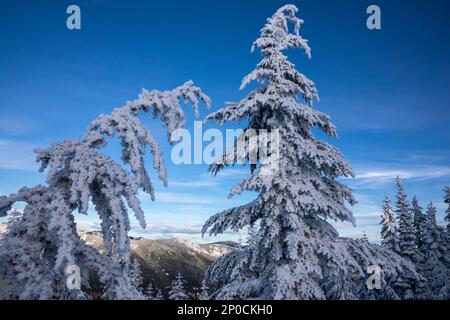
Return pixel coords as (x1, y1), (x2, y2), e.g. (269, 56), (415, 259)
(84, 81), (211, 195)
(0, 81), (210, 299)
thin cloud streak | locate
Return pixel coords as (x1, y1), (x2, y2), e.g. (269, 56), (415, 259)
(205, 168), (248, 178)
(139, 191), (227, 206)
(75, 219), (238, 242)
(76, 220), (204, 235)
(169, 180), (218, 188)
(355, 167), (450, 180)
(345, 166), (450, 189)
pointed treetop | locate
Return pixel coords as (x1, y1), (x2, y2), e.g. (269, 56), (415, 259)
(362, 231), (369, 241)
(426, 201), (437, 226)
(156, 289), (164, 300)
(394, 176), (419, 261)
(199, 279), (210, 300)
(411, 196), (424, 225)
(252, 4), (310, 57)
(240, 4), (318, 103)
(383, 195), (394, 210)
(411, 196), (421, 209)
(396, 175), (404, 191)
(168, 272), (190, 300)
(380, 195), (399, 252)
(145, 282), (155, 300)
(395, 176), (409, 212)
(444, 186), (450, 203)
(381, 195), (395, 225)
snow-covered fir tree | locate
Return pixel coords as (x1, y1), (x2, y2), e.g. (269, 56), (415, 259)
(395, 176), (419, 262)
(130, 260), (144, 293)
(380, 196), (399, 252)
(202, 5), (422, 300)
(145, 282), (155, 300)
(423, 201), (450, 270)
(411, 196), (426, 248)
(0, 81), (210, 299)
(426, 202), (437, 225)
(443, 187), (450, 271)
(444, 186), (450, 232)
(168, 273), (190, 300)
(155, 289), (164, 300)
(362, 232), (369, 242)
(198, 279), (210, 300)
(419, 202), (450, 299)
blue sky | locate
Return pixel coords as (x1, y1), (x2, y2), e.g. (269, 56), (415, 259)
(0, 0), (450, 243)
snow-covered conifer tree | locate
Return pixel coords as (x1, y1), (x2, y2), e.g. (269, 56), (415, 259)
(198, 279), (210, 300)
(362, 232), (369, 242)
(145, 282), (155, 300)
(0, 81), (210, 299)
(423, 202), (450, 269)
(411, 196), (426, 248)
(380, 196), (399, 252)
(202, 5), (422, 300)
(203, 4), (354, 299)
(444, 186), (450, 232)
(426, 202), (437, 226)
(395, 176), (419, 262)
(420, 202), (450, 299)
(168, 273), (190, 300)
(130, 260), (144, 293)
(155, 289), (164, 300)
(443, 186), (450, 270)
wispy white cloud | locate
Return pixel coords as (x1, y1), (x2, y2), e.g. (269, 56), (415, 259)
(212, 168), (248, 178)
(355, 167), (450, 180)
(169, 180), (218, 188)
(405, 153), (450, 162)
(346, 166), (450, 189)
(75, 218), (238, 243)
(76, 220), (102, 231)
(76, 220), (203, 235)
(133, 222), (203, 235)
(146, 192), (217, 205)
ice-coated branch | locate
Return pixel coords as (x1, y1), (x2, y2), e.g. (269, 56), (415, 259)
(202, 200), (261, 237)
(0, 81), (210, 299)
(84, 80), (211, 195)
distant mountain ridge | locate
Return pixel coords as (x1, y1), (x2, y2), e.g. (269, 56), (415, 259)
(78, 229), (236, 295)
(0, 225), (236, 298)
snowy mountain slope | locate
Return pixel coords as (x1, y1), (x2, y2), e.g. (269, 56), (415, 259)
(0, 225), (235, 297)
(77, 229), (236, 294)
